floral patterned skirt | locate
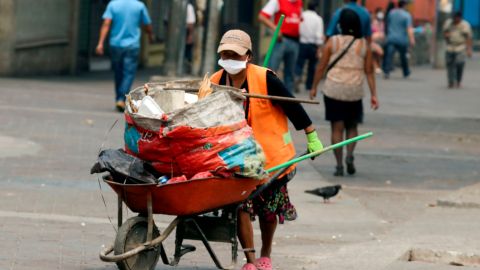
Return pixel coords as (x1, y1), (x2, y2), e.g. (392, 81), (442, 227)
(240, 169), (297, 224)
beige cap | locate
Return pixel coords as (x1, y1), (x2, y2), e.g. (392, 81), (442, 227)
(217, 29), (252, 55)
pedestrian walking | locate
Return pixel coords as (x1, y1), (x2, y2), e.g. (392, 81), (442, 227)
(309, 9), (379, 177)
(294, 2), (324, 93)
(184, 0), (196, 74)
(95, 0), (153, 112)
(443, 11), (473, 88)
(326, 0), (372, 40)
(210, 29), (324, 270)
(371, 7), (385, 74)
(258, 0), (303, 93)
(382, 0), (415, 79)
(384, 1), (396, 36)
(372, 7), (385, 42)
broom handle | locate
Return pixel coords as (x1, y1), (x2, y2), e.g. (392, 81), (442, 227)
(162, 87), (319, 104)
(263, 15), (285, 67)
(266, 132), (373, 173)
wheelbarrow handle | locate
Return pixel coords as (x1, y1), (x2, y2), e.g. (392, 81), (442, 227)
(263, 15), (285, 67)
(99, 217), (180, 263)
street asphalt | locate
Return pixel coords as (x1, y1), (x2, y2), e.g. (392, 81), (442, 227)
(0, 55), (479, 269)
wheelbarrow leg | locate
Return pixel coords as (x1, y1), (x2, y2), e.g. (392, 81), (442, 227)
(117, 194), (122, 229)
(171, 218), (196, 266)
(188, 218), (236, 269)
(147, 193), (153, 242)
(146, 192), (171, 266)
(159, 243), (170, 265)
(229, 210), (238, 269)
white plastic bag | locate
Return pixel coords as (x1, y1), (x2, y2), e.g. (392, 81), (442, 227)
(137, 96), (164, 117)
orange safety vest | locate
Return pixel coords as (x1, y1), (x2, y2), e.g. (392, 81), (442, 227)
(210, 64), (296, 174)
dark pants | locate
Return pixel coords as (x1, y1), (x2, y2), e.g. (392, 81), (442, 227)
(295, 43), (318, 90)
(445, 51), (466, 86)
(110, 46), (140, 102)
(269, 37), (300, 93)
(383, 42), (410, 77)
(184, 43), (194, 74)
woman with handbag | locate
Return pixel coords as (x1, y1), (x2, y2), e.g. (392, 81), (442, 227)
(309, 9), (379, 176)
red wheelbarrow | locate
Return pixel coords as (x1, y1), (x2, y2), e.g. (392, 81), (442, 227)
(99, 172), (280, 270)
(97, 133), (373, 270)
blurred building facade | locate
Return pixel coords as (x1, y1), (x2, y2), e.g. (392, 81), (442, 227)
(0, 0), (80, 76)
(0, 0), (178, 76)
(453, 0), (480, 40)
(0, 0), (380, 76)
(0, 0), (476, 76)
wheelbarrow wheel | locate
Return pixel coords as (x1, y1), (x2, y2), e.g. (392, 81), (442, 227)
(114, 216), (160, 270)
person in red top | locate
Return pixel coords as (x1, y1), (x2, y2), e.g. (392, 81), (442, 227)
(258, 0), (303, 93)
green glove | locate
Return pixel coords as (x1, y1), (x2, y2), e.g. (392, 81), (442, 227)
(307, 130), (324, 153)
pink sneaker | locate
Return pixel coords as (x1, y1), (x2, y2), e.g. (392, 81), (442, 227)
(241, 263), (258, 270)
(254, 257), (272, 270)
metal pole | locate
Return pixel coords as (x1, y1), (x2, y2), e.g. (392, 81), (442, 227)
(69, 0), (80, 74)
(201, 0), (221, 75)
(165, 0), (188, 76)
(433, 0), (450, 68)
(199, 0), (211, 75)
(176, 0), (188, 76)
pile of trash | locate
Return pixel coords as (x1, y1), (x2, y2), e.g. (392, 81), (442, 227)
(96, 77), (268, 185)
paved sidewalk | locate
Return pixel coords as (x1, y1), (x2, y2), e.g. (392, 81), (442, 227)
(0, 55), (479, 269)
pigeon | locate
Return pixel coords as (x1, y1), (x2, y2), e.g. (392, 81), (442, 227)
(305, 185), (342, 203)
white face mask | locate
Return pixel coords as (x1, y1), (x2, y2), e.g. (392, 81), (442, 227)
(218, 58), (247, 75)
(376, 12), (384, 20)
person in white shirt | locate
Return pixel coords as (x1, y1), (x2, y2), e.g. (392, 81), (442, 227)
(443, 11), (473, 88)
(295, 2), (324, 92)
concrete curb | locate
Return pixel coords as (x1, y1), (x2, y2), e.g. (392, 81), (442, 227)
(436, 182), (480, 209)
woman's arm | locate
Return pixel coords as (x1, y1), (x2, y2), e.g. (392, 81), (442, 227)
(265, 72), (324, 152)
(309, 39), (332, 100)
(258, 13), (283, 41)
(266, 71), (312, 130)
(364, 43), (379, 110)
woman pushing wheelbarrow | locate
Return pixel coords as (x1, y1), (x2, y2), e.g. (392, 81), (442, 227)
(93, 26), (374, 270)
(210, 29), (324, 270)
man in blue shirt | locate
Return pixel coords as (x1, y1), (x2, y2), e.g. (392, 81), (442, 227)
(326, 0), (372, 40)
(96, 0), (153, 112)
(382, 0), (415, 79)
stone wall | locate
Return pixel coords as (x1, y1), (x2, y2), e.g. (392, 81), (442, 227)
(0, 0), (76, 76)
(0, 0), (14, 76)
